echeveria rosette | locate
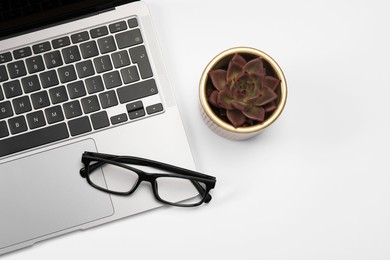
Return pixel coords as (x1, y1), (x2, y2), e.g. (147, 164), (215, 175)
(208, 54), (280, 128)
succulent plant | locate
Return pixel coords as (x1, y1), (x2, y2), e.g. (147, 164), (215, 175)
(208, 53), (280, 128)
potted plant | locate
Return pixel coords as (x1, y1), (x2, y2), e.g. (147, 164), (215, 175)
(199, 47), (287, 140)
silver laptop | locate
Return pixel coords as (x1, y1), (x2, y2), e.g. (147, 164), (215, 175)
(0, 0), (197, 255)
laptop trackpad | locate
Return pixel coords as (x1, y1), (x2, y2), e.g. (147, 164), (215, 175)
(0, 139), (114, 249)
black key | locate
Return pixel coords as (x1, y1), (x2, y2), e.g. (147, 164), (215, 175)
(21, 75), (41, 93)
(12, 96), (32, 114)
(109, 21), (127, 33)
(115, 29), (143, 49)
(32, 42), (51, 54)
(58, 65), (77, 83)
(120, 66), (139, 84)
(0, 123), (69, 157)
(128, 18), (138, 28)
(3, 80), (22, 98)
(99, 90), (118, 109)
(110, 113), (127, 125)
(40, 70), (59, 88)
(8, 116), (28, 134)
(0, 101), (13, 119)
(103, 71), (122, 89)
(111, 50), (131, 68)
(49, 86), (68, 104)
(93, 55), (113, 73)
(31, 91), (50, 109)
(13, 47), (32, 59)
(63, 100), (82, 119)
(79, 41), (99, 59)
(81, 95), (100, 114)
(129, 45), (153, 79)
(68, 116), (91, 136)
(71, 31), (90, 43)
(90, 26), (109, 38)
(7, 61), (27, 79)
(97, 36), (117, 54)
(128, 108), (145, 120)
(117, 79), (158, 103)
(45, 105), (64, 124)
(52, 36), (70, 49)
(25, 56), (45, 74)
(126, 100), (143, 112)
(0, 65), (8, 82)
(0, 88), (3, 101)
(76, 60), (95, 78)
(26, 110), (46, 129)
(0, 52), (12, 64)
(67, 81), (86, 99)
(85, 76), (104, 94)
(146, 103), (164, 115)
(91, 111), (110, 130)
(62, 46), (81, 64)
(44, 51), (63, 69)
(0, 121), (9, 138)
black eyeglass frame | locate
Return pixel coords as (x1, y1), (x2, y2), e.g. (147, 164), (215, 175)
(80, 151), (216, 207)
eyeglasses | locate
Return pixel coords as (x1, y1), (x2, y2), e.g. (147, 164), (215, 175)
(80, 152), (216, 207)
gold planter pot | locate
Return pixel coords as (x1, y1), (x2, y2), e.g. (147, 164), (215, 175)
(199, 47), (287, 140)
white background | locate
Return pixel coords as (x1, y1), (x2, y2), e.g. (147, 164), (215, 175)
(8, 0), (390, 259)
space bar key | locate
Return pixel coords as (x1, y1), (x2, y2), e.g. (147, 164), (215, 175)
(0, 123), (69, 157)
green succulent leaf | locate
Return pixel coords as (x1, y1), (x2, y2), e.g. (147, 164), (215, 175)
(264, 76), (280, 91)
(217, 89), (234, 109)
(209, 69), (227, 91)
(227, 61), (244, 82)
(231, 53), (247, 67)
(227, 109), (247, 128)
(254, 86), (278, 106)
(243, 106), (265, 121)
(243, 57), (264, 75)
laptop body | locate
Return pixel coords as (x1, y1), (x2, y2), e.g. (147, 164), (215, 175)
(0, 0), (197, 255)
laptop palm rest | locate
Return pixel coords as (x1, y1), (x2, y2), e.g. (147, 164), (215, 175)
(0, 139), (114, 249)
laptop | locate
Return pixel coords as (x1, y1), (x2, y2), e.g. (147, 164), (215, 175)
(0, 0), (197, 255)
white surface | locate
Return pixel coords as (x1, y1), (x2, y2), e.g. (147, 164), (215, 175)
(7, 0), (390, 259)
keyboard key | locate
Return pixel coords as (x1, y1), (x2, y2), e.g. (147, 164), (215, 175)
(44, 51), (63, 69)
(58, 65), (77, 83)
(67, 81), (86, 99)
(103, 71), (122, 89)
(79, 41), (99, 59)
(13, 47), (32, 59)
(129, 45), (153, 79)
(91, 111), (110, 130)
(0, 123), (69, 157)
(26, 110), (46, 129)
(76, 60), (95, 78)
(115, 29), (143, 49)
(128, 108), (145, 120)
(31, 91), (50, 109)
(93, 55), (113, 73)
(126, 100), (143, 112)
(99, 90), (118, 109)
(49, 86), (68, 104)
(0, 121), (9, 138)
(111, 50), (130, 69)
(0, 65), (8, 82)
(68, 116), (91, 136)
(25, 56), (45, 74)
(8, 116), (28, 134)
(110, 113), (127, 125)
(21, 75), (41, 93)
(128, 18), (138, 28)
(62, 46), (81, 64)
(71, 31), (90, 43)
(146, 103), (164, 115)
(3, 80), (22, 98)
(45, 105), (64, 124)
(97, 36), (117, 54)
(12, 96), (32, 115)
(90, 26), (109, 38)
(32, 42), (51, 54)
(117, 79), (158, 103)
(81, 95), (100, 114)
(7, 61), (27, 79)
(120, 66), (139, 84)
(109, 21), (127, 33)
(0, 52), (12, 64)
(0, 88), (3, 101)
(85, 76), (104, 94)
(52, 36), (71, 49)
(0, 101), (13, 119)
(63, 100), (82, 119)
(40, 70), (59, 88)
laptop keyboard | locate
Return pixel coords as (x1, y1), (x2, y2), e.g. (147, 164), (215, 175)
(0, 17), (164, 157)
